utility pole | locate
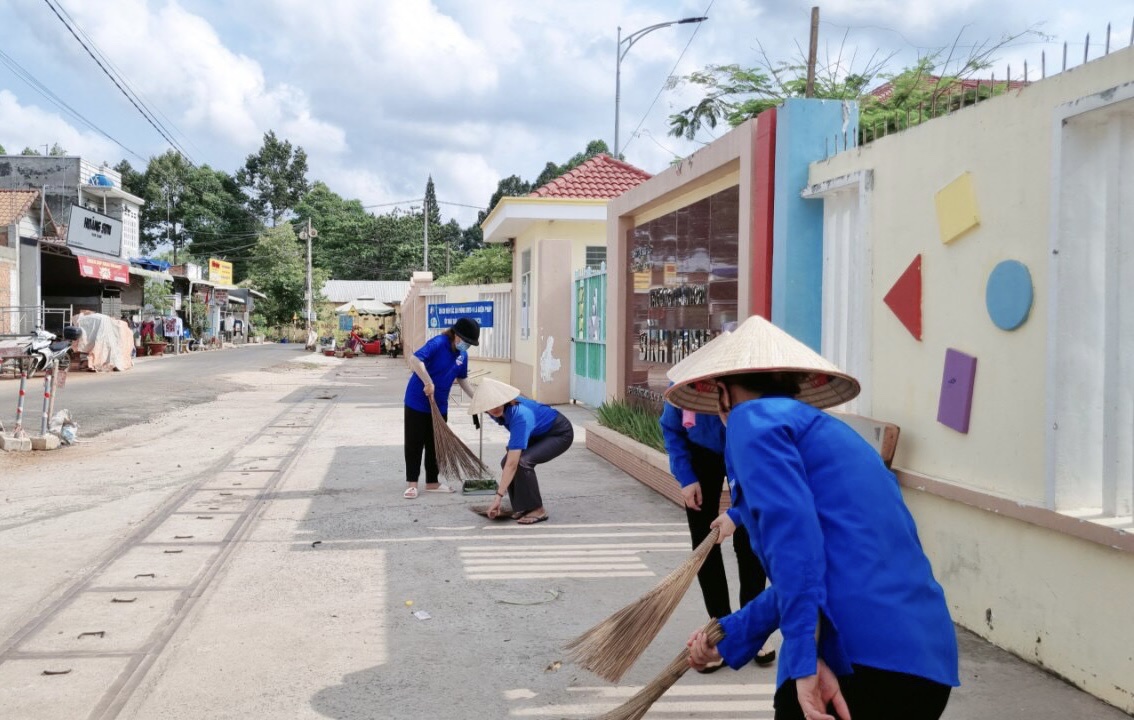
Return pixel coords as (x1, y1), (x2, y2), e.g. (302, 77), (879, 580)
(423, 194), (429, 272)
(805, 6), (820, 98)
(299, 219), (317, 337)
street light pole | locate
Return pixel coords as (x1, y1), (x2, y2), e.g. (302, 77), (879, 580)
(614, 15), (707, 158)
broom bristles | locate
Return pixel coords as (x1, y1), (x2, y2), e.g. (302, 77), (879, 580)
(589, 620), (724, 720)
(429, 397), (491, 484)
(565, 528), (720, 682)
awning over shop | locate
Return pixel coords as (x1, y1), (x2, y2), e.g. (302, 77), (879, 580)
(73, 249), (129, 284)
(226, 295), (246, 304)
(128, 266), (175, 282)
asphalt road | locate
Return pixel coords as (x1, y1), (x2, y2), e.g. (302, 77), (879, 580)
(0, 343), (306, 438)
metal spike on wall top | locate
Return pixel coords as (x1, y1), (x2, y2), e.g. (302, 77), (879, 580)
(1062, 42), (1068, 71)
(1084, 33), (1090, 64)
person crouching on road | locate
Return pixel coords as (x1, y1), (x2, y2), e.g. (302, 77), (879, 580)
(660, 396), (775, 672)
(402, 317), (479, 499)
(668, 315), (958, 720)
(470, 378), (573, 524)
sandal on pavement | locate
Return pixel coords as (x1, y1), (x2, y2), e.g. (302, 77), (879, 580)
(516, 514), (548, 525)
(754, 649), (776, 667)
(424, 484), (455, 493)
(403, 487), (418, 499)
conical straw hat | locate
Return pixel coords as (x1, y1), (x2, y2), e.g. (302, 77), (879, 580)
(662, 330), (734, 414)
(664, 315), (860, 412)
(468, 377), (521, 415)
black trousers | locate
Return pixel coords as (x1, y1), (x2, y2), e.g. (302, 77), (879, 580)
(773, 665), (951, 720)
(687, 444), (766, 619)
(501, 414), (574, 515)
(404, 406), (445, 484)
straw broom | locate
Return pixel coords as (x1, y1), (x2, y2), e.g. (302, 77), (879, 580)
(565, 527), (720, 683)
(429, 396), (491, 484)
(589, 619), (724, 720)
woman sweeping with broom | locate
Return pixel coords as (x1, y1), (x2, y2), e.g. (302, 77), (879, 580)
(666, 315), (958, 720)
(469, 378), (573, 524)
(402, 317), (479, 499)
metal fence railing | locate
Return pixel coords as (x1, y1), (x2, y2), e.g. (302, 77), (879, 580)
(0, 305), (73, 337)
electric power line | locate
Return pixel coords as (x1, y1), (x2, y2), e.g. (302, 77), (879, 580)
(42, 0), (195, 164)
(0, 48), (146, 162)
(621, 0), (715, 156)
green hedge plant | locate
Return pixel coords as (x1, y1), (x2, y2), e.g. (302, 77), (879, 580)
(596, 399), (665, 453)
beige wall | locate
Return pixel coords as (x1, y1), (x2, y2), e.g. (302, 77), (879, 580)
(510, 219), (607, 402)
(905, 487), (1134, 712)
(809, 49), (1134, 504)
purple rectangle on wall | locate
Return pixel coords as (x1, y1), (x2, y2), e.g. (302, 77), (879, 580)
(938, 348), (977, 433)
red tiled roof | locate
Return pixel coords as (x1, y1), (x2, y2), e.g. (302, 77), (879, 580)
(870, 75), (1028, 103)
(529, 154), (651, 200)
(0, 189), (39, 227)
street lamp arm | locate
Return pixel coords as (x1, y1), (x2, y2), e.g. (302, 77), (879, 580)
(618, 17), (708, 62)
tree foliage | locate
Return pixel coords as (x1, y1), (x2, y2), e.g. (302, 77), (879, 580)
(245, 225), (326, 327)
(667, 29), (1041, 142)
(236, 130), (310, 225)
(436, 246), (512, 286)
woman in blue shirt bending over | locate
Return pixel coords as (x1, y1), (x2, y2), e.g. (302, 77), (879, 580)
(469, 378), (574, 524)
(667, 315), (958, 720)
(402, 318), (479, 499)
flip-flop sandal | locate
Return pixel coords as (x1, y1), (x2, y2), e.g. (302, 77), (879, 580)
(423, 485), (455, 493)
(403, 487), (418, 499)
(516, 514), (549, 525)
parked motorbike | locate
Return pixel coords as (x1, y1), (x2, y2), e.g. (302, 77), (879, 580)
(24, 327), (81, 378)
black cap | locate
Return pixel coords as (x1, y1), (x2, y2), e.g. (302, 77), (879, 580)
(452, 317), (480, 346)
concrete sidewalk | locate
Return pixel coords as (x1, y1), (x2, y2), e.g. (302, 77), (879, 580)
(3, 353), (1127, 719)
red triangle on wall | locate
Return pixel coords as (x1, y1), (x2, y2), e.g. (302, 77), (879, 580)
(884, 255), (922, 341)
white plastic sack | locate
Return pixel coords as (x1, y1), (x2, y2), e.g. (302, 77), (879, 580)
(49, 409), (79, 445)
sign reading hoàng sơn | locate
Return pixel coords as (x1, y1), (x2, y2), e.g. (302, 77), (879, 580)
(67, 205), (122, 258)
(426, 301), (494, 329)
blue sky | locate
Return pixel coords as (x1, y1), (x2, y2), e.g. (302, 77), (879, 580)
(0, 0), (1129, 226)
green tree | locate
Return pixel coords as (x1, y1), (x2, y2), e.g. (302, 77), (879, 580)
(295, 181), (378, 279)
(245, 225), (326, 327)
(20, 147), (39, 155)
(0, 143), (6, 154)
(478, 175), (532, 224)
(436, 246), (512, 285)
(236, 130), (310, 225)
(667, 29), (1038, 142)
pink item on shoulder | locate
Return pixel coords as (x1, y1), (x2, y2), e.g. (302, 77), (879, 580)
(682, 409), (697, 429)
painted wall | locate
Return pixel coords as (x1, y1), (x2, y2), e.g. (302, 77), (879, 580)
(807, 47), (1134, 711)
(772, 98), (858, 351)
(509, 219), (606, 402)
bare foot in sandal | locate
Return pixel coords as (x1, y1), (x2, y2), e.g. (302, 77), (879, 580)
(403, 486), (418, 499)
(517, 510), (548, 525)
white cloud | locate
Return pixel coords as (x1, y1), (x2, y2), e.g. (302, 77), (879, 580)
(0, 90), (119, 163)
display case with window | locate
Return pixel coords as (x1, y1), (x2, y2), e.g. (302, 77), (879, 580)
(625, 186), (739, 411)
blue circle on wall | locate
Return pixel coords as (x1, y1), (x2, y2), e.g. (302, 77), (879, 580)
(986, 260), (1033, 331)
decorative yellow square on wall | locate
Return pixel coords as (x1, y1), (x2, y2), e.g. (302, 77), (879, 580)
(935, 172), (981, 244)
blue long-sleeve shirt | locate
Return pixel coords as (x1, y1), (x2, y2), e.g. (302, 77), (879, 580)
(492, 397), (558, 450)
(659, 402), (726, 487)
(716, 396), (959, 690)
(404, 333), (468, 415)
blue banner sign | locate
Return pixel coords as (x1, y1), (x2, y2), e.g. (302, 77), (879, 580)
(427, 301), (494, 329)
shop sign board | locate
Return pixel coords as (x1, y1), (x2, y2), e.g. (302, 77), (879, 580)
(427, 301), (494, 329)
(68, 205), (122, 258)
(76, 253), (129, 283)
(208, 258), (233, 284)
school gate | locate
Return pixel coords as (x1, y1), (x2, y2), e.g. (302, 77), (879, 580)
(571, 265), (606, 408)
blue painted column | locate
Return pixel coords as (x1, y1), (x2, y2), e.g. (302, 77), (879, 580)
(771, 98), (858, 351)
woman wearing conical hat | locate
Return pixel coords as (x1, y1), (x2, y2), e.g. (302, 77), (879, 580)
(469, 378), (574, 524)
(669, 315), (959, 720)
